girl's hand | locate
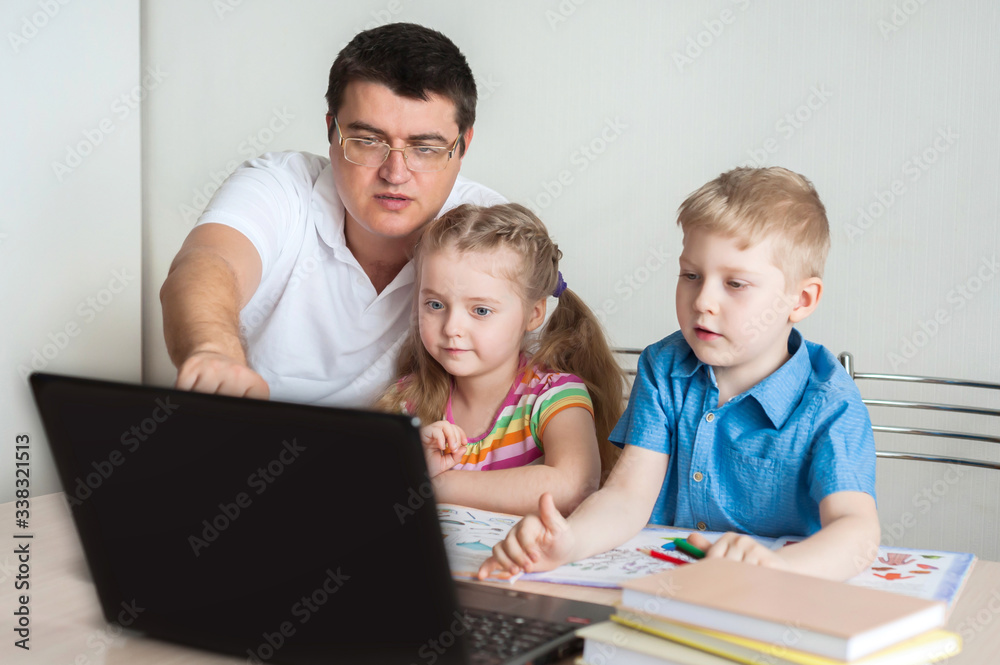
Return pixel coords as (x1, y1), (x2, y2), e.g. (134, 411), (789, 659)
(688, 532), (790, 570)
(477, 493), (577, 578)
(420, 420), (468, 477)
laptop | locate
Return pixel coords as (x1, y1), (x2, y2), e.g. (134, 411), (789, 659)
(30, 372), (612, 665)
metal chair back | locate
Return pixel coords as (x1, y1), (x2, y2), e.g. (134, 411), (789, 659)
(838, 352), (1000, 470)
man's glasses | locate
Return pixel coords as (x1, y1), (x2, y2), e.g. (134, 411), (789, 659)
(332, 117), (461, 173)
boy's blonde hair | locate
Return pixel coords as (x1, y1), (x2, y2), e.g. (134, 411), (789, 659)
(376, 203), (626, 483)
(677, 167), (830, 286)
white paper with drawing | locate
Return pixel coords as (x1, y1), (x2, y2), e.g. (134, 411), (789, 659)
(437, 504), (777, 587)
(774, 536), (977, 609)
(440, 505), (976, 603)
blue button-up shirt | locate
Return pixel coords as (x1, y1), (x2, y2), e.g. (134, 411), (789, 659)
(610, 329), (876, 537)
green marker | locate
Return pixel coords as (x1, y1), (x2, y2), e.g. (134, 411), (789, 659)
(673, 538), (706, 559)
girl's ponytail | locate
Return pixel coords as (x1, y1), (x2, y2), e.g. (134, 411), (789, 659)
(532, 288), (627, 484)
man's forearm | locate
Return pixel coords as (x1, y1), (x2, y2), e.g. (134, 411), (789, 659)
(161, 250), (247, 368)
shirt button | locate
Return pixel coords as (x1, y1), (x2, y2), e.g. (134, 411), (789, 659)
(693, 471), (704, 482)
(705, 413), (714, 422)
(697, 521), (707, 531)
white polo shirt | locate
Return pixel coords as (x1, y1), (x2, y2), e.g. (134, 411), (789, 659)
(197, 151), (505, 407)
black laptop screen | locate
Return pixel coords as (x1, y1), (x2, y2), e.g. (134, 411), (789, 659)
(31, 373), (468, 664)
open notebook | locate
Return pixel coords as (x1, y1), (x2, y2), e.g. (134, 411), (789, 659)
(440, 504), (976, 608)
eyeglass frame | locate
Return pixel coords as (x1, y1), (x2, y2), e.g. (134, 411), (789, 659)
(329, 115), (462, 173)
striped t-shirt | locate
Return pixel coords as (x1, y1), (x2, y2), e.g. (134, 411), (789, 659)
(446, 365), (594, 471)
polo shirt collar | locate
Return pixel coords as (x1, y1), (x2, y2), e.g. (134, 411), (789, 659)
(311, 163), (350, 259)
(672, 328), (810, 428)
(744, 328), (810, 428)
(309, 163), (416, 297)
(669, 341), (703, 379)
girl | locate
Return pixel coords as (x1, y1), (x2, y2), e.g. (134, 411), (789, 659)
(377, 203), (626, 515)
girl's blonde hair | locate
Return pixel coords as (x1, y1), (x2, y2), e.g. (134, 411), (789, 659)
(376, 203), (626, 482)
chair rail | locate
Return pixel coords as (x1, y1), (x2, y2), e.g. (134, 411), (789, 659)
(875, 450), (1000, 471)
(839, 352), (1000, 470)
(854, 372), (1000, 391)
(839, 352), (1000, 391)
(863, 398), (1000, 418)
(614, 348), (643, 378)
(873, 424), (1000, 445)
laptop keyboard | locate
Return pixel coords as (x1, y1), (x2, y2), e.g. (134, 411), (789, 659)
(461, 608), (572, 665)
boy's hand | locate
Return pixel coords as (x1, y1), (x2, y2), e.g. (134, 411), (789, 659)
(477, 493), (576, 578)
(420, 421), (467, 477)
(688, 532), (790, 570)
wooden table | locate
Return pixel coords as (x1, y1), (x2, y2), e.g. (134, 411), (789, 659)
(2, 493), (998, 664)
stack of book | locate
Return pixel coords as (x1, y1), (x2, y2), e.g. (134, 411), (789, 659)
(577, 559), (962, 665)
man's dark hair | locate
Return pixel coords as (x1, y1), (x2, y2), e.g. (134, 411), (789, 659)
(326, 23), (477, 155)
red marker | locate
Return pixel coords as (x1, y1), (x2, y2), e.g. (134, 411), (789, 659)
(638, 548), (689, 566)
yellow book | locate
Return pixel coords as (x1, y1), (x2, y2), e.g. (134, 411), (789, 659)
(612, 608), (961, 665)
(620, 559), (947, 661)
(578, 621), (755, 665)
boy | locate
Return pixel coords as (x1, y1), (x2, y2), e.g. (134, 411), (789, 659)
(479, 167), (880, 581)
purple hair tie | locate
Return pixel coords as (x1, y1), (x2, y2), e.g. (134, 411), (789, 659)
(552, 271), (568, 298)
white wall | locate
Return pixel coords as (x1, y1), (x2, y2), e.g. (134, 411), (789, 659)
(5, 1), (997, 556)
(145, 1), (1000, 381)
(1, 0), (142, 501)
(143, 1), (1000, 557)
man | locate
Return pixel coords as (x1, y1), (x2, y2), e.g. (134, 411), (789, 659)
(160, 23), (503, 406)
